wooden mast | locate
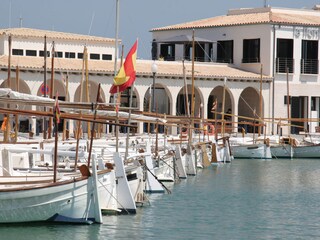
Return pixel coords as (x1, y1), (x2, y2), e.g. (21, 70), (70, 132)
(221, 77), (227, 138)
(87, 83), (101, 167)
(43, 35), (48, 139)
(53, 98), (59, 183)
(190, 29), (195, 143)
(14, 65), (19, 142)
(259, 64), (263, 136)
(85, 47), (91, 139)
(286, 67), (290, 135)
(183, 60), (190, 118)
(62, 74), (69, 141)
(74, 46), (86, 171)
(48, 41), (55, 139)
(4, 34), (12, 143)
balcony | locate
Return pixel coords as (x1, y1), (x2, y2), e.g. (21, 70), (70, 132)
(276, 58), (294, 73)
(301, 59), (318, 74)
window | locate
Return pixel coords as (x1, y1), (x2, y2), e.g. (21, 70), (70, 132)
(276, 38), (294, 73)
(39, 51), (50, 57)
(12, 49), (23, 56)
(301, 40), (318, 74)
(217, 40), (233, 63)
(65, 52), (75, 58)
(195, 43), (205, 62)
(311, 97), (316, 111)
(242, 39), (260, 63)
(55, 51), (63, 58)
(161, 44), (175, 61)
(90, 53), (100, 60)
(26, 50), (37, 56)
(77, 53), (83, 59)
(102, 54), (112, 60)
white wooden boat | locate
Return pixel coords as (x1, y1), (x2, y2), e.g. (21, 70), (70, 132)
(0, 158), (103, 224)
(231, 143), (272, 159)
(254, 135), (295, 159)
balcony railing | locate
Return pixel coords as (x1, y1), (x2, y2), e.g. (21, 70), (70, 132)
(301, 59), (319, 74)
(276, 58), (294, 73)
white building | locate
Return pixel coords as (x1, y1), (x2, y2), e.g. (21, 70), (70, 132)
(10, 5), (320, 137)
(152, 5), (320, 135)
(0, 25), (272, 137)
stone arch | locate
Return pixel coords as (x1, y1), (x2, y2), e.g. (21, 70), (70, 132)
(73, 80), (107, 135)
(143, 83), (172, 114)
(238, 87), (263, 133)
(208, 85), (234, 133)
(74, 80), (105, 103)
(0, 78), (32, 132)
(176, 85), (203, 117)
(143, 83), (172, 133)
(36, 78), (67, 99)
(208, 86), (234, 120)
(176, 85), (203, 134)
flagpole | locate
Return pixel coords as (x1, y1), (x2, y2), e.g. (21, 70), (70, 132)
(125, 83), (134, 160)
(112, 0), (120, 137)
(115, 45), (124, 153)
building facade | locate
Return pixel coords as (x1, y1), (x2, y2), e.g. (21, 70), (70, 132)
(152, 6), (320, 135)
(0, 14), (278, 137)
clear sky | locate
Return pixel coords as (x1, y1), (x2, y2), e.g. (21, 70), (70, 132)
(0, 0), (318, 59)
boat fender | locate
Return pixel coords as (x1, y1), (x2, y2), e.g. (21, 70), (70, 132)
(79, 164), (91, 177)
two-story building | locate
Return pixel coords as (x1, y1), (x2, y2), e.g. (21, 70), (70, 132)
(0, 25), (272, 136)
(151, 5), (320, 135)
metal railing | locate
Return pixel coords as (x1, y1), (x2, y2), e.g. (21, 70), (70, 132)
(301, 59), (319, 74)
(276, 58), (294, 73)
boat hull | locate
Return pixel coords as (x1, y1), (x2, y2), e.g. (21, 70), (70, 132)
(293, 144), (320, 158)
(231, 144), (271, 159)
(0, 171), (109, 224)
(270, 144), (294, 158)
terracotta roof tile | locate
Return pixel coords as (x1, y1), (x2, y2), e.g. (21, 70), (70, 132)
(152, 8), (320, 31)
(0, 55), (272, 81)
(0, 28), (116, 43)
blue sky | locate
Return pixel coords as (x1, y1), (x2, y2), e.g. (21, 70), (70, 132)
(0, 0), (317, 59)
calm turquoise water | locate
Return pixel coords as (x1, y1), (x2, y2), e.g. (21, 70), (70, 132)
(1, 159), (320, 240)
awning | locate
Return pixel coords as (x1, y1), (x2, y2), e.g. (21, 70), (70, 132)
(155, 35), (214, 44)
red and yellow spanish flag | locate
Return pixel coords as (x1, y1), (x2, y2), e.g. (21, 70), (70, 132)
(109, 39), (138, 94)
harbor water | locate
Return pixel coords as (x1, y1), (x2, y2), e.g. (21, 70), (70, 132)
(2, 159), (320, 239)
